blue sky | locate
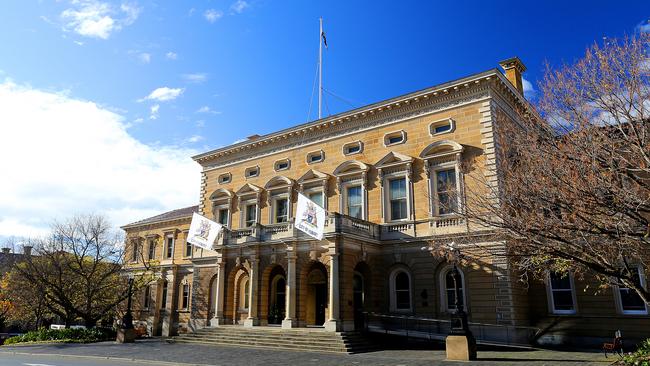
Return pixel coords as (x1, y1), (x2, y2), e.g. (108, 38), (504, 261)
(0, 0), (648, 240)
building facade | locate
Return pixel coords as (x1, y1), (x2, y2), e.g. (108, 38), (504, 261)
(122, 58), (649, 346)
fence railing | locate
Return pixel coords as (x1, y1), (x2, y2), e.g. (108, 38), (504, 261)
(363, 312), (539, 348)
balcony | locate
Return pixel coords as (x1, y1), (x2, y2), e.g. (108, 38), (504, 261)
(216, 213), (467, 246)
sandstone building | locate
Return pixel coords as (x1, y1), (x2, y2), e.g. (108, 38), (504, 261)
(122, 58), (649, 347)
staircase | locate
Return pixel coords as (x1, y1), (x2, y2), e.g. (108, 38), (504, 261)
(172, 326), (376, 354)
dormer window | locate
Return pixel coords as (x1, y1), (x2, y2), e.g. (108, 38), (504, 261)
(384, 130), (406, 146)
(245, 166), (259, 178)
(218, 173), (231, 184)
(430, 118), (455, 136)
(307, 150), (324, 164)
(343, 141), (363, 156)
(274, 159), (290, 172)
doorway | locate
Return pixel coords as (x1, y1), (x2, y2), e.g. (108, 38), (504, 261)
(353, 272), (364, 330)
(306, 262), (328, 326)
(267, 266), (287, 325)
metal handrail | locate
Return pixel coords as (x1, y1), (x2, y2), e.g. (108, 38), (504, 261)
(363, 312), (539, 347)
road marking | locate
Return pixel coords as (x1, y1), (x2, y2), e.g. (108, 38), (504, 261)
(23, 364), (58, 366)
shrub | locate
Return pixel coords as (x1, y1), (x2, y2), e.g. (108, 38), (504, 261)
(3, 327), (116, 345)
(618, 339), (650, 366)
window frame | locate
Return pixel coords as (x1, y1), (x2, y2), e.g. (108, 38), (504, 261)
(306, 189), (325, 208)
(615, 266), (648, 315)
(274, 158), (291, 172)
(271, 195), (290, 224)
(432, 166), (460, 216)
(342, 141), (363, 156)
(161, 281), (168, 310)
(242, 201), (258, 228)
(429, 118), (456, 136)
(143, 285), (151, 310)
(306, 150), (325, 164)
(181, 283), (190, 310)
(184, 240), (192, 258)
(383, 130), (407, 147)
(439, 265), (468, 313)
(387, 177), (408, 221)
(389, 267), (413, 313)
(217, 173), (232, 184)
(245, 166), (260, 179)
(343, 182), (364, 219)
(381, 171), (412, 223)
(546, 271), (578, 315)
(165, 235), (174, 259)
(147, 239), (155, 261)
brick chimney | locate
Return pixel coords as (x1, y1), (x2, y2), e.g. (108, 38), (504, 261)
(23, 245), (32, 256)
(499, 57), (527, 95)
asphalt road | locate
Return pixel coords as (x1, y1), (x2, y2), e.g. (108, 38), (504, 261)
(0, 353), (164, 366)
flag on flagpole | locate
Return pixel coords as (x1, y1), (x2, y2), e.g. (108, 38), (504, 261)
(321, 30), (327, 48)
(187, 213), (223, 251)
(295, 193), (326, 240)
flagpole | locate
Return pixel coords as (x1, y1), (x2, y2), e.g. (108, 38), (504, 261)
(318, 17), (323, 120)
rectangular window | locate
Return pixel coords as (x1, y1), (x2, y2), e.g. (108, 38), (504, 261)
(389, 178), (407, 220)
(143, 286), (151, 309)
(217, 208), (229, 226)
(147, 240), (155, 260)
(346, 186), (362, 219)
(132, 241), (139, 262)
(619, 267), (647, 314)
(185, 241), (192, 257)
(274, 198), (289, 223)
(308, 191), (324, 208)
(549, 272), (575, 314)
(182, 284), (190, 309)
(161, 282), (168, 310)
(245, 204), (257, 227)
(435, 168), (457, 215)
(166, 237), (174, 259)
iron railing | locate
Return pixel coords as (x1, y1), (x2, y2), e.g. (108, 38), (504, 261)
(363, 312), (539, 348)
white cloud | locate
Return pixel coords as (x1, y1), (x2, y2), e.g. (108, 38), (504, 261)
(522, 77), (536, 99)
(0, 81), (199, 237)
(149, 104), (160, 119)
(60, 1), (141, 40)
(196, 120), (205, 128)
(142, 87), (184, 102)
(182, 73), (208, 83)
(204, 9), (223, 23)
(184, 135), (204, 144)
(138, 52), (151, 64)
(196, 106), (221, 115)
(230, 0), (249, 14)
(165, 51), (177, 60)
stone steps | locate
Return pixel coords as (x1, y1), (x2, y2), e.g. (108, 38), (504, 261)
(172, 326), (376, 354)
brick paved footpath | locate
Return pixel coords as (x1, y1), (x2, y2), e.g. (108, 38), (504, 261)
(0, 339), (611, 366)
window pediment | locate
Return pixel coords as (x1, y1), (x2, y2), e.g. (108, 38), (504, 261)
(236, 183), (262, 198)
(209, 188), (234, 202)
(375, 151), (413, 170)
(333, 160), (369, 177)
(420, 140), (463, 160)
(264, 175), (294, 191)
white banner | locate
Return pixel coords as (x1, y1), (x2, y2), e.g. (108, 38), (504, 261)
(294, 193), (326, 240)
(187, 213), (222, 251)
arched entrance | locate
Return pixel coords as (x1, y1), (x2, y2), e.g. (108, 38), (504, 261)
(267, 266), (286, 325)
(353, 262), (371, 330)
(305, 262), (328, 326)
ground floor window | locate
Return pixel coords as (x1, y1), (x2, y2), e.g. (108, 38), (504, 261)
(389, 268), (412, 312)
(617, 267), (648, 315)
(548, 272), (576, 314)
(441, 266), (465, 312)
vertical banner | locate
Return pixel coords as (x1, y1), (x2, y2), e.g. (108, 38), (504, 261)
(294, 193), (326, 240)
(187, 213), (222, 250)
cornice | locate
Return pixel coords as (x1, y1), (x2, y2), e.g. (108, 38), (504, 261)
(193, 69), (517, 168)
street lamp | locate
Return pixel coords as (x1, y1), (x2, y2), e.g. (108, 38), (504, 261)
(117, 273), (136, 343)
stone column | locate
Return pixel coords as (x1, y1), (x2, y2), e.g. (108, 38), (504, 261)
(210, 259), (226, 326)
(282, 247), (297, 329)
(325, 246), (340, 332)
(161, 268), (177, 337)
(244, 258), (260, 327)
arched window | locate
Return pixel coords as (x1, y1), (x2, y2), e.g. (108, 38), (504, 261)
(389, 268), (412, 312)
(440, 266), (466, 312)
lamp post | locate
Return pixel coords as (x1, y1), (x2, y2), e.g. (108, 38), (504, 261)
(117, 274), (136, 343)
(444, 242), (476, 360)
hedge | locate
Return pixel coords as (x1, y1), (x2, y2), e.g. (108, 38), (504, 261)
(3, 327), (116, 345)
